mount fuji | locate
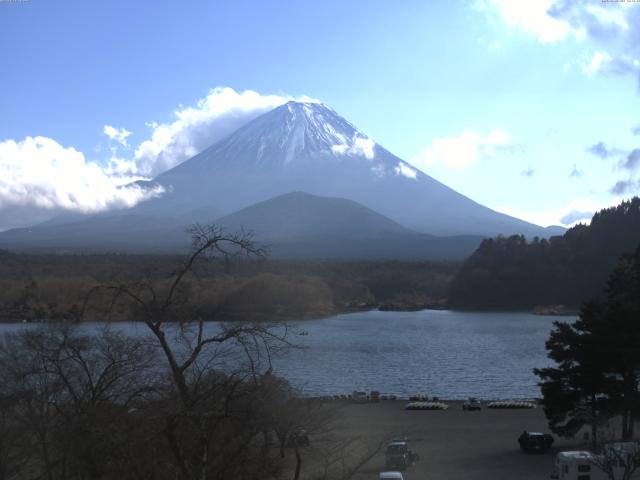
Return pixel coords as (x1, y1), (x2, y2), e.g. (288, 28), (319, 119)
(0, 101), (562, 258)
(133, 101), (556, 236)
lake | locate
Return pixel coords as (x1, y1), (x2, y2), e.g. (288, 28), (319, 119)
(0, 310), (570, 400)
(276, 309), (567, 400)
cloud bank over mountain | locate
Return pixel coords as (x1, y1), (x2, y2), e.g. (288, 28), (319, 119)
(130, 87), (318, 177)
(0, 88), (314, 230)
(0, 136), (164, 230)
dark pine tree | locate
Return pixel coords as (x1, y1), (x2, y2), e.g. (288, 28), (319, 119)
(535, 246), (640, 443)
(598, 247), (640, 439)
(534, 301), (613, 444)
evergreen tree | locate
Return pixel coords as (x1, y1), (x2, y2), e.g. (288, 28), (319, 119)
(598, 247), (640, 439)
(535, 246), (640, 442)
(534, 301), (612, 444)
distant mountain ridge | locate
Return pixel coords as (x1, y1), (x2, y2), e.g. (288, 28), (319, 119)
(216, 191), (414, 240)
(0, 191), (484, 260)
(215, 192), (483, 260)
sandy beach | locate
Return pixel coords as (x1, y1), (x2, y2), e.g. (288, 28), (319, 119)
(321, 400), (590, 480)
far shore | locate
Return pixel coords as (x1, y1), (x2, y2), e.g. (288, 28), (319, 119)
(0, 304), (580, 324)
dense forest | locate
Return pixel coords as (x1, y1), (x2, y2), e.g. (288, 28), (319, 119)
(449, 197), (640, 310)
(0, 251), (458, 322)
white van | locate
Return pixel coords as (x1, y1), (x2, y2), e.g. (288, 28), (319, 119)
(379, 472), (403, 480)
(551, 445), (640, 480)
(551, 451), (605, 480)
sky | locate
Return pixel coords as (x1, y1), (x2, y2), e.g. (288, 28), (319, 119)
(0, 0), (639, 230)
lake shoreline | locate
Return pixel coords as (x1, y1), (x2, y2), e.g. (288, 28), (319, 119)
(0, 303), (577, 324)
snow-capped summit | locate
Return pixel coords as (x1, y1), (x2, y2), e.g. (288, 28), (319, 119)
(171, 101), (378, 171)
(277, 101), (376, 163)
(154, 100), (422, 193)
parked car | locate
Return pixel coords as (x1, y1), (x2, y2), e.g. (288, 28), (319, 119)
(379, 472), (403, 480)
(385, 440), (418, 470)
(518, 431), (554, 453)
(352, 391), (368, 403)
(462, 397), (481, 410)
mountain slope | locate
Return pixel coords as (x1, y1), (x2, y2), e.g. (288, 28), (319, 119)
(216, 191), (414, 240)
(132, 101), (558, 237)
(214, 191), (483, 260)
(0, 214), (188, 253)
(0, 191), (483, 259)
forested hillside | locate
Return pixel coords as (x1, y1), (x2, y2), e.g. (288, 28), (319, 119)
(449, 197), (640, 310)
(0, 252), (458, 322)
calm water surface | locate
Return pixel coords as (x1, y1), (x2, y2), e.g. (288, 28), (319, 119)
(276, 310), (567, 399)
(0, 310), (571, 400)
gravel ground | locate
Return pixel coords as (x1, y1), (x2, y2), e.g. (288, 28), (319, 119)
(333, 400), (589, 480)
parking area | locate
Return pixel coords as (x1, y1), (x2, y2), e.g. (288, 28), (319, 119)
(335, 400), (588, 480)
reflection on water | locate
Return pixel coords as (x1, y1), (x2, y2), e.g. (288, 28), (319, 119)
(0, 310), (570, 400)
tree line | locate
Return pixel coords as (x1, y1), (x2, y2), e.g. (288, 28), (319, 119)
(449, 197), (640, 310)
(0, 250), (458, 323)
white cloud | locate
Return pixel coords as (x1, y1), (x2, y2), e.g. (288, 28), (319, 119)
(0, 136), (163, 218)
(494, 198), (618, 228)
(133, 87), (317, 177)
(394, 162), (417, 179)
(558, 3), (631, 41)
(581, 50), (613, 76)
(353, 136), (375, 160)
(480, 0), (640, 81)
(103, 125), (132, 147)
(478, 0), (573, 43)
(331, 134), (376, 160)
(584, 4), (629, 33)
(573, 50), (640, 77)
(412, 128), (512, 170)
(479, 0), (635, 44)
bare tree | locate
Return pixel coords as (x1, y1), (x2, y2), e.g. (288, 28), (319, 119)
(82, 224), (292, 480)
(0, 391), (27, 480)
(0, 325), (159, 480)
(0, 225), (299, 480)
(590, 440), (640, 480)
